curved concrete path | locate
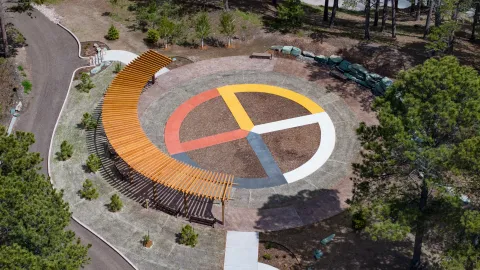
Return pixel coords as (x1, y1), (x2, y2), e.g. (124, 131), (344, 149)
(8, 8), (133, 270)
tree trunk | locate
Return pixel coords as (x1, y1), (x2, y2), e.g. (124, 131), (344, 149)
(381, 0), (388, 32)
(416, 0), (421, 20)
(471, 2), (479, 40)
(201, 38), (204, 48)
(411, 0), (416, 13)
(329, 0), (339, 27)
(392, 0), (397, 37)
(365, 0), (371, 39)
(435, 0), (442, 27)
(447, 3), (460, 54)
(0, 5), (8, 58)
(410, 179), (429, 269)
(374, 0), (380, 26)
(423, 0), (434, 38)
(395, 0), (399, 12)
(324, 0), (330, 21)
(224, 0), (229, 11)
(272, 0), (277, 6)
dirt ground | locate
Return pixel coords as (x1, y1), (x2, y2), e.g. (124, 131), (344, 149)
(260, 211), (413, 269)
(50, 0), (480, 76)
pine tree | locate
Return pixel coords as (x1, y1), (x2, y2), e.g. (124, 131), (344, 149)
(219, 12), (236, 47)
(351, 56), (480, 268)
(0, 127), (90, 268)
(195, 12), (211, 49)
(106, 25), (119, 40)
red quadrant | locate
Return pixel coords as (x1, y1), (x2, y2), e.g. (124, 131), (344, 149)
(179, 129), (249, 154)
(165, 88), (220, 154)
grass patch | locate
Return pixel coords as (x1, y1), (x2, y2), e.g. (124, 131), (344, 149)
(34, 0), (63, 4)
(234, 9), (263, 26)
(22, 79), (32, 94)
(17, 65), (23, 71)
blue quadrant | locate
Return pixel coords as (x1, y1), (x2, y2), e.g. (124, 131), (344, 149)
(172, 152), (199, 167)
(232, 132), (287, 189)
(246, 132), (284, 178)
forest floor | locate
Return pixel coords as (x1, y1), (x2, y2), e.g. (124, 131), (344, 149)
(50, 0), (480, 78)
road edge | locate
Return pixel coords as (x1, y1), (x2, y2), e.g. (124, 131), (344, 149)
(47, 24), (138, 270)
(57, 23), (90, 60)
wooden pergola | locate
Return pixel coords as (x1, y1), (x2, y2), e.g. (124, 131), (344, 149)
(102, 50), (233, 223)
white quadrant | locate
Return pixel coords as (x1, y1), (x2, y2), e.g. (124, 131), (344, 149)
(251, 113), (321, 134)
(251, 112), (336, 183)
(284, 112), (336, 183)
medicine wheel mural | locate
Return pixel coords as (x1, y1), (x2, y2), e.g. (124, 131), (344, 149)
(164, 84), (336, 189)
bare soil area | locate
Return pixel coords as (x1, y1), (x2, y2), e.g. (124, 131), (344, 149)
(261, 211), (412, 269)
(180, 96), (239, 142)
(258, 241), (301, 269)
(262, 124), (320, 173)
(187, 138), (268, 178)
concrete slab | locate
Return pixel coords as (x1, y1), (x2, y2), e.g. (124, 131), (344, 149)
(224, 231), (259, 270)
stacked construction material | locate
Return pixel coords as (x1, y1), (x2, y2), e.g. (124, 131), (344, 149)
(270, 45), (394, 96)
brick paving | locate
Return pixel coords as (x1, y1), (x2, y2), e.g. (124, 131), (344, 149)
(140, 56), (375, 231)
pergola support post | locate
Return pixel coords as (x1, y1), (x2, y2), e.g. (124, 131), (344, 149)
(183, 193), (188, 216)
(221, 200), (225, 225)
(152, 182), (157, 205)
(152, 75), (155, 84)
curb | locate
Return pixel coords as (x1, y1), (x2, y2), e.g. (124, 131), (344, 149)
(57, 22), (90, 60)
(47, 24), (138, 270)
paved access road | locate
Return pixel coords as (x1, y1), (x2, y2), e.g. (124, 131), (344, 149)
(8, 8), (134, 270)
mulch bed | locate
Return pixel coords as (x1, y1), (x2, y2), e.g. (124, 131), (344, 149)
(80, 41), (109, 57)
(236, 92), (311, 125)
(179, 96), (239, 142)
(261, 124), (320, 173)
(258, 241), (301, 269)
(186, 138), (267, 178)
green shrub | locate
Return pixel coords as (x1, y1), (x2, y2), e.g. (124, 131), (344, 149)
(17, 65), (23, 71)
(86, 154), (101, 173)
(179, 224), (198, 247)
(263, 253), (272, 260)
(57, 140), (73, 161)
(114, 62), (122, 73)
(81, 113), (97, 130)
(79, 179), (99, 200)
(109, 194), (123, 212)
(145, 28), (160, 44)
(106, 25), (120, 40)
(22, 80), (32, 94)
(277, 0), (304, 30)
(142, 233), (150, 246)
(352, 208), (368, 231)
(77, 72), (95, 93)
(265, 242), (273, 249)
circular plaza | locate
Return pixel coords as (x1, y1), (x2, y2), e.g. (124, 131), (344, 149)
(137, 55), (360, 231)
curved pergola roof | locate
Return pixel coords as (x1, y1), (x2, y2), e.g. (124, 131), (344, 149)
(102, 50), (233, 201)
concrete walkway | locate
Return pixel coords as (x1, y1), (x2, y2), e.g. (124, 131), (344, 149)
(224, 232), (260, 270)
(103, 50), (169, 77)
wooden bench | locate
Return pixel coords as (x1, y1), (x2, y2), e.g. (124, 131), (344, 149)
(157, 203), (180, 217)
(189, 215), (216, 228)
(104, 142), (117, 158)
(250, 52), (272, 60)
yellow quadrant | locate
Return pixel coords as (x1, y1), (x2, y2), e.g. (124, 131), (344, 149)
(219, 84), (324, 114)
(218, 89), (255, 131)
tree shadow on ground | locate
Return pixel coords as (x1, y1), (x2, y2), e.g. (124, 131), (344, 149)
(257, 188), (411, 269)
(303, 62), (376, 113)
(86, 101), (215, 221)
